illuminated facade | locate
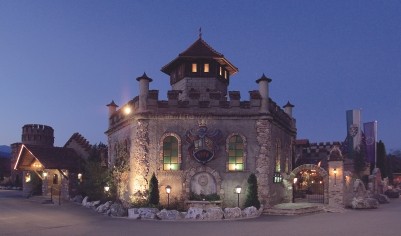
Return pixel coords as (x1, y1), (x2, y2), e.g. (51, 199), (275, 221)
(106, 36), (297, 210)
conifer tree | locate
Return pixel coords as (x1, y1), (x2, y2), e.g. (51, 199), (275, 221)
(244, 173), (260, 209)
(148, 173), (160, 206)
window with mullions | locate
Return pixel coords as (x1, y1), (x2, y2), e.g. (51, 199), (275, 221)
(228, 135), (244, 171)
(163, 136), (180, 170)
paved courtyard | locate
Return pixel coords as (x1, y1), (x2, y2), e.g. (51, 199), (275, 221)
(0, 190), (400, 236)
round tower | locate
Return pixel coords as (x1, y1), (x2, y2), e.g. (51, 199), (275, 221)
(21, 124), (54, 147)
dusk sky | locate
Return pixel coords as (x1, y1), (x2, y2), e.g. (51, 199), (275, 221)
(1, 1), (400, 152)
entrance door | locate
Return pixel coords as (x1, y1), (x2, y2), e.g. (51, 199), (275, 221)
(293, 169), (324, 203)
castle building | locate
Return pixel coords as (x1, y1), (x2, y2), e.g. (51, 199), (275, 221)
(105, 35), (297, 210)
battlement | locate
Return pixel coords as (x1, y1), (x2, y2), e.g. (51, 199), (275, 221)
(64, 132), (91, 152)
(303, 141), (342, 155)
(108, 90), (294, 131)
(21, 124), (54, 146)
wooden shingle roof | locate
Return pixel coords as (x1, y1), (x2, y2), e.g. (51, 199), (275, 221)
(161, 37), (238, 76)
(14, 144), (82, 171)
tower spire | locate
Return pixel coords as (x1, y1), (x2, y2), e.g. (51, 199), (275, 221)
(199, 27), (202, 39)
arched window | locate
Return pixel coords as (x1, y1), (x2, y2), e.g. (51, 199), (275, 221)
(275, 141), (281, 173)
(163, 136), (180, 170)
(228, 135), (244, 171)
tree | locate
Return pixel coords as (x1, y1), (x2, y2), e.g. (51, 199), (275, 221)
(376, 140), (388, 178)
(244, 173), (260, 209)
(80, 143), (110, 201)
(148, 173), (159, 206)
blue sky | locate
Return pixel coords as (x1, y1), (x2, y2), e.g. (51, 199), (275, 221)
(1, 1), (400, 152)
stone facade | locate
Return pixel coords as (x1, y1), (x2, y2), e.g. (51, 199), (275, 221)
(106, 36), (296, 210)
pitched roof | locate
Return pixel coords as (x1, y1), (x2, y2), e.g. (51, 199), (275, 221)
(14, 144), (82, 171)
(161, 37), (238, 76)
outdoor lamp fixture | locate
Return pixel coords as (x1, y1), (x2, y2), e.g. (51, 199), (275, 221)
(123, 106), (132, 115)
(165, 185), (171, 209)
(77, 173), (82, 181)
(333, 168), (337, 186)
(235, 185), (242, 208)
(104, 186), (110, 192)
(293, 177), (298, 184)
(43, 172), (48, 178)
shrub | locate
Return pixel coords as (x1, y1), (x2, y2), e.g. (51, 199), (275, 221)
(244, 173), (261, 209)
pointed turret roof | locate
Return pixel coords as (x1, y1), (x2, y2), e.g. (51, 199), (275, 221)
(161, 37), (238, 76)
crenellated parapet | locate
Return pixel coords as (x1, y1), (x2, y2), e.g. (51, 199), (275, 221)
(21, 124), (54, 147)
(107, 89), (295, 133)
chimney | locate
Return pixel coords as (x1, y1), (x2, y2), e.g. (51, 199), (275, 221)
(136, 72), (153, 112)
(283, 101), (294, 117)
(106, 100), (118, 117)
(256, 74), (272, 114)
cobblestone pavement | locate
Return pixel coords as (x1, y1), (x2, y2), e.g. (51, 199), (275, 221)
(1, 190), (400, 236)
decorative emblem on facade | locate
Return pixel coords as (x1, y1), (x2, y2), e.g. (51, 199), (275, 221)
(348, 124), (359, 137)
(185, 120), (223, 164)
(198, 174), (208, 186)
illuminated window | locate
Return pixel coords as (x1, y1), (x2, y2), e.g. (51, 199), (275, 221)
(228, 135), (244, 171)
(275, 142), (281, 172)
(192, 63), (197, 72)
(219, 67), (222, 76)
(163, 136), (180, 170)
(224, 70), (227, 79)
(204, 63), (209, 72)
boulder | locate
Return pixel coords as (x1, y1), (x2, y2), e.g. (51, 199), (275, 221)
(110, 203), (127, 217)
(185, 207), (205, 220)
(138, 208), (160, 219)
(373, 194), (390, 204)
(81, 196), (89, 206)
(72, 195), (84, 204)
(205, 207), (224, 220)
(224, 207), (242, 219)
(242, 206), (259, 218)
(96, 201), (113, 213)
(384, 189), (400, 198)
(156, 209), (183, 220)
(351, 197), (379, 209)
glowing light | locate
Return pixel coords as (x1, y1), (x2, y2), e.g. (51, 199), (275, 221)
(165, 185), (171, 194)
(124, 106), (132, 115)
(43, 172), (48, 178)
(78, 173), (82, 180)
(293, 178), (298, 184)
(104, 186), (110, 192)
(235, 185), (242, 194)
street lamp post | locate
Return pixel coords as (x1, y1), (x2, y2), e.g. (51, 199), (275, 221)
(333, 168), (337, 186)
(165, 185), (171, 209)
(235, 185), (242, 208)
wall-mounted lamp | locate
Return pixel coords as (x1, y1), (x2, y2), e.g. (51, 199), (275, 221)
(124, 106), (132, 115)
(235, 185), (242, 208)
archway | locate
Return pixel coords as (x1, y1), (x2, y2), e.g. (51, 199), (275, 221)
(290, 164), (329, 204)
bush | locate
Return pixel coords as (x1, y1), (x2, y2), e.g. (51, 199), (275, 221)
(148, 173), (160, 206)
(244, 173), (261, 209)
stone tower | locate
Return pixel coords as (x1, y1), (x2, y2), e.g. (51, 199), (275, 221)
(10, 124), (55, 186)
(21, 124), (54, 147)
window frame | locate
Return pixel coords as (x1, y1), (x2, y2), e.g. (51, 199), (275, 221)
(226, 133), (247, 172)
